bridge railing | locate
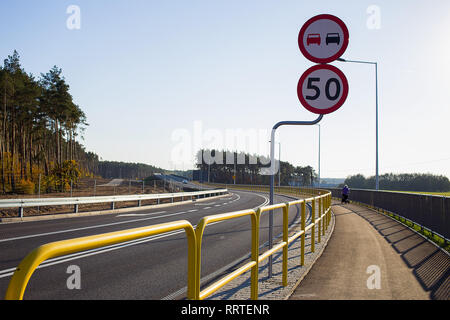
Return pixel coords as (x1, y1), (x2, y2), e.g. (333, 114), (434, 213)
(4, 187), (332, 300)
(327, 188), (449, 241)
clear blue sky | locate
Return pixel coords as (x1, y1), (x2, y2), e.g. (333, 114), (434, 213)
(1, 0), (449, 179)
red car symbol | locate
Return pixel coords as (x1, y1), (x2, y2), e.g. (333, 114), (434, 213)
(307, 33), (321, 46)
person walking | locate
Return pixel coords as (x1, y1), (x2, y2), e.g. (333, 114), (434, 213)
(341, 185), (350, 204)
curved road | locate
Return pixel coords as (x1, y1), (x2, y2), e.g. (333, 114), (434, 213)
(0, 190), (304, 300)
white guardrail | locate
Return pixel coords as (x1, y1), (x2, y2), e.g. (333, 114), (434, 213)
(0, 189), (229, 218)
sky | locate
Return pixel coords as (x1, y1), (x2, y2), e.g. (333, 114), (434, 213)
(1, 0), (449, 179)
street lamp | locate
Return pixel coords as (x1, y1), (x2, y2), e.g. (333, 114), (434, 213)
(336, 57), (379, 190)
(317, 124), (321, 189)
(278, 142), (281, 187)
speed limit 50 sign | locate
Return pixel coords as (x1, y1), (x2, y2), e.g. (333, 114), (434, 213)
(297, 64), (348, 115)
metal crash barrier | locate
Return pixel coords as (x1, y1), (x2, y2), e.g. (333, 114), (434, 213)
(4, 187), (332, 300)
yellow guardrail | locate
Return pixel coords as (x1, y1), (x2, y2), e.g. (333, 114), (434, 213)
(4, 186), (332, 300)
(4, 220), (197, 300)
(193, 190), (331, 300)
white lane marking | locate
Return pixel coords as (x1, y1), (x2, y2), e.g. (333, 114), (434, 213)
(0, 191), (265, 244)
(0, 221), (223, 279)
(116, 211), (167, 217)
(0, 230), (183, 278)
(214, 204), (221, 207)
(0, 191), (270, 280)
(194, 202), (216, 206)
(203, 207), (212, 210)
(187, 209), (197, 213)
(0, 211), (188, 243)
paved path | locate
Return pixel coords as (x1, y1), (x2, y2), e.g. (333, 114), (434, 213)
(289, 202), (449, 300)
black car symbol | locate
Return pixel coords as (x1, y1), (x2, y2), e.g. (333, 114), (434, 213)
(326, 33), (340, 45)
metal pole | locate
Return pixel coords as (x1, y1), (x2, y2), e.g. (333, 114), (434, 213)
(278, 143), (281, 187)
(337, 58), (379, 190)
(37, 174), (41, 214)
(318, 124), (321, 188)
(375, 62), (379, 190)
(268, 115), (323, 278)
(38, 174), (41, 198)
(234, 151), (236, 185)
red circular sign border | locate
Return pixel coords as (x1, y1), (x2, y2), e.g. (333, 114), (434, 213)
(297, 64), (349, 115)
(298, 14), (349, 64)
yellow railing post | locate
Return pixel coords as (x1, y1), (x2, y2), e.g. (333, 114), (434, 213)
(301, 201), (306, 266)
(282, 203), (289, 287)
(318, 197), (322, 243)
(194, 209), (258, 300)
(322, 196), (326, 236)
(311, 198), (316, 253)
(251, 208), (261, 300)
(328, 194), (331, 227)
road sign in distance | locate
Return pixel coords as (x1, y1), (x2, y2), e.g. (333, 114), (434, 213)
(297, 64), (348, 115)
(299, 14), (349, 64)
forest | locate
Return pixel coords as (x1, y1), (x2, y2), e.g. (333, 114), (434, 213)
(343, 173), (450, 192)
(0, 50), (93, 193)
(0, 51), (164, 194)
(195, 149), (318, 186)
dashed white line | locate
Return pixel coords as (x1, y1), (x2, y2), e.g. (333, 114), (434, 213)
(117, 211), (167, 217)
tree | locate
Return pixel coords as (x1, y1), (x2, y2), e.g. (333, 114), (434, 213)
(0, 50), (97, 194)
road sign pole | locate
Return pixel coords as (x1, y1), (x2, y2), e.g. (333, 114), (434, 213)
(268, 115), (323, 279)
(375, 62), (379, 190)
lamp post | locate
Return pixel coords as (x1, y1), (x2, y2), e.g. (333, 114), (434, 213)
(278, 142), (281, 187)
(337, 58), (379, 190)
(317, 124), (321, 188)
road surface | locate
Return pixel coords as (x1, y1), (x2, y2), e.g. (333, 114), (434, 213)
(0, 190), (305, 300)
(97, 179), (124, 187)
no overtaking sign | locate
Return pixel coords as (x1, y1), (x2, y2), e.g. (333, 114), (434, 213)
(297, 14), (349, 115)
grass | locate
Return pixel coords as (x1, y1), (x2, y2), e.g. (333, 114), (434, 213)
(381, 210), (450, 253)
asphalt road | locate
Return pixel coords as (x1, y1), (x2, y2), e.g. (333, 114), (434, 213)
(0, 190), (305, 300)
